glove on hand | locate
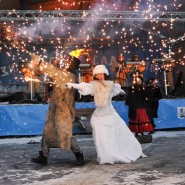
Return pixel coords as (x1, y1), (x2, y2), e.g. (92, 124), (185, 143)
(66, 82), (74, 89)
(66, 82), (83, 90)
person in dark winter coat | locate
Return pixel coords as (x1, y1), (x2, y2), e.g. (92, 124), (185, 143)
(125, 76), (154, 136)
(145, 78), (162, 131)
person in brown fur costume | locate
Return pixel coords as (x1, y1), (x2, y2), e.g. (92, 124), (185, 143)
(30, 54), (84, 166)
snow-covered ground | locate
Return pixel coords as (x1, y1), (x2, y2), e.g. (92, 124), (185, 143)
(1, 131), (185, 185)
(0, 130), (184, 145)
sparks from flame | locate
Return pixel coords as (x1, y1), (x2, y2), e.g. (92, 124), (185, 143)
(0, 0), (184, 84)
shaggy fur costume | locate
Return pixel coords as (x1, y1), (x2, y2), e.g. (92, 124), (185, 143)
(38, 60), (76, 151)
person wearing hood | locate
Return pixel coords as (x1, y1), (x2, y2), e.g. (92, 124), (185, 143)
(67, 64), (147, 165)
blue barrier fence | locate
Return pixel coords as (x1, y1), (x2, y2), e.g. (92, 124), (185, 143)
(0, 99), (185, 136)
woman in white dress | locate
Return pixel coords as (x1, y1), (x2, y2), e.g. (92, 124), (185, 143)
(67, 65), (147, 164)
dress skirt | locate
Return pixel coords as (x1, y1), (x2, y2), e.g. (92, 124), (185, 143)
(128, 108), (154, 133)
(90, 105), (143, 164)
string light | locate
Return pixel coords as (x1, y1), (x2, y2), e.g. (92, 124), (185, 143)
(0, 0), (184, 84)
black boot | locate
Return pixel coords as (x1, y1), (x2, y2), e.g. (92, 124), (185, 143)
(31, 151), (47, 165)
(74, 152), (85, 166)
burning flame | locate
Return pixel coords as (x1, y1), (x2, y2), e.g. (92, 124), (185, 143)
(69, 48), (92, 58)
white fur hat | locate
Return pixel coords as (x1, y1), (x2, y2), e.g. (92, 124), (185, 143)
(93, 65), (109, 76)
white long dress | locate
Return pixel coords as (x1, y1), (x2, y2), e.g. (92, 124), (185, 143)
(72, 80), (143, 164)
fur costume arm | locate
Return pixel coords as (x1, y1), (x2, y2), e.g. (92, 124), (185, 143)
(38, 61), (76, 86)
(29, 54), (76, 86)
